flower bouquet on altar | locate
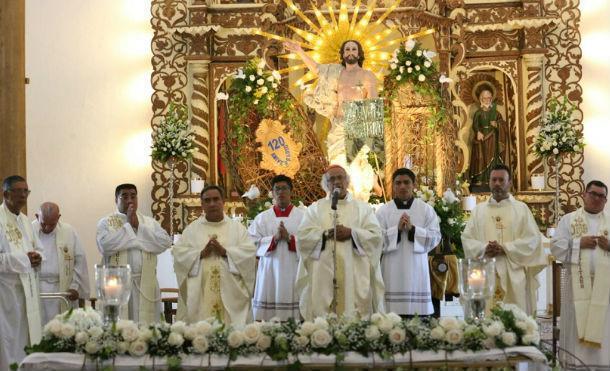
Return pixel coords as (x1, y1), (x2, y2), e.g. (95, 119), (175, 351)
(151, 102), (195, 163)
(387, 39), (438, 85)
(533, 97), (584, 158)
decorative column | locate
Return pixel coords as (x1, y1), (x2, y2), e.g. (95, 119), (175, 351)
(522, 53), (545, 189)
(189, 61), (212, 184)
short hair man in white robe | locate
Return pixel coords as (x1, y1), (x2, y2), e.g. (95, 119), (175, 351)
(173, 185), (256, 325)
(296, 165), (384, 320)
(376, 168), (441, 317)
(0, 175), (43, 370)
(551, 180), (610, 368)
(461, 164), (545, 315)
(33, 202), (90, 324)
(96, 183), (172, 323)
(249, 175), (304, 321)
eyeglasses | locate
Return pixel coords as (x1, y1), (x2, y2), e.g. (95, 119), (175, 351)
(586, 190), (607, 200)
(273, 186), (291, 192)
(9, 188), (31, 196)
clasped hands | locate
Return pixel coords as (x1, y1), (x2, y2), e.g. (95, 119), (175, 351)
(126, 204), (139, 230)
(397, 213), (412, 232)
(325, 225), (352, 242)
(275, 222), (290, 242)
(484, 241), (505, 258)
(200, 236), (227, 259)
(580, 235), (610, 251)
(26, 251), (42, 268)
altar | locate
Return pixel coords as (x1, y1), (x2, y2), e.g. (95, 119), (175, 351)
(22, 347), (547, 370)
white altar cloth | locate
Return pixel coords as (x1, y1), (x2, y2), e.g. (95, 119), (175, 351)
(21, 347), (546, 370)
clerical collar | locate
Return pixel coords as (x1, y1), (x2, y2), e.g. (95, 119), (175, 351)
(394, 197), (414, 209)
(273, 204), (293, 217)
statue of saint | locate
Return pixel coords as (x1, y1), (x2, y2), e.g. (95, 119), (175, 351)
(469, 88), (508, 190)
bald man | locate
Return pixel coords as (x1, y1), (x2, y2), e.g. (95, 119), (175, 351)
(33, 202), (90, 324)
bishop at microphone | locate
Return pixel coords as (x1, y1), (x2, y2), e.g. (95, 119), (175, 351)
(295, 164), (385, 320)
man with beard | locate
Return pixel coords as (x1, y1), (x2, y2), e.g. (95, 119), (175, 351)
(552, 180), (610, 368)
(283, 40), (378, 168)
(461, 164), (545, 315)
(296, 165), (384, 320)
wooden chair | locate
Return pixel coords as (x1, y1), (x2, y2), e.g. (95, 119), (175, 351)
(161, 288), (179, 323)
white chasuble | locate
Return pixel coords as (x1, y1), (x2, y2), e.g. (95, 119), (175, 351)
(173, 216), (256, 326)
(461, 196), (545, 315)
(96, 211), (171, 323)
(552, 209), (610, 367)
(296, 194), (384, 320)
(0, 203), (43, 370)
(33, 221), (90, 324)
(248, 205), (304, 321)
(376, 198), (441, 315)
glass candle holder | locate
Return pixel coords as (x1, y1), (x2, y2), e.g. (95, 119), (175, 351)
(95, 264), (132, 324)
(458, 258), (495, 322)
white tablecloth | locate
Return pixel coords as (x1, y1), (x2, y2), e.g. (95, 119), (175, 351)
(21, 347), (547, 370)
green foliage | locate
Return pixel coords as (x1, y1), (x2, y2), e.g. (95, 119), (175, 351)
(533, 96), (584, 157)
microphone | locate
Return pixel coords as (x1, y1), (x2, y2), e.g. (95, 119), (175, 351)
(331, 188), (340, 210)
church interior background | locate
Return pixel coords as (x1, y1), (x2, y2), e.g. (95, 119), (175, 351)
(0, 0), (609, 365)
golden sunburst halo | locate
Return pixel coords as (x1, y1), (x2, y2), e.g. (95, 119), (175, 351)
(254, 0), (434, 87)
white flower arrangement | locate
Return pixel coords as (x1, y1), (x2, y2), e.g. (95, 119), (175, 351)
(27, 305), (542, 363)
(151, 103), (195, 163)
(232, 58), (281, 108)
(533, 97), (584, 157)
(387, 40), (438, 86)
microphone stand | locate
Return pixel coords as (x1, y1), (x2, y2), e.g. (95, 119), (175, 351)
(331, 196), (339, 315)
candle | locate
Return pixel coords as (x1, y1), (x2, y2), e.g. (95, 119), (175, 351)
(468, 269), (485, 291)
(105, 277), (122, 299)
(531, 174), (545, 191)
(462, 195), (477, 211)
(191, 179), (205, 194)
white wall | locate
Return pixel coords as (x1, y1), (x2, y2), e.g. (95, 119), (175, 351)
(25, 0), (154, 292)
(581, 2), (610, 196)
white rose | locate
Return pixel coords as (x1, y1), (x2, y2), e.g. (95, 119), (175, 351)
(184, 326), (198, 341)
(195, 321), (212, 336)
(424, 60), (432, 68)
(399, 66), (404, 73)
(525, 318), (538, 333)
(170, 321), (187, 335)
(483, 337), (496, 349)
(378, 318), (394, 333)
(418, 74), (426, 82)
(121, 326), (139, 342)
(253, 99), (259, 105)
(416, 50), (423, 56)
(168, 332), (185, 347)
(44, 319), (62, 336)
(260, 86), (268, 94)
(84, 341), (99, 354)
(227, 330), (245, 348)
(245, 86), (252, 93)
(501, 331), (517, 346)
(138, 328), (153, 341)
(439, 317), (460, 331)
(129, 340), (148, 357)
(390, 63), (397, 70)
(299, 321), (316, 336)
(75, 331), (89, 345)
(266, 75), (273, 82)
(483, 321), (504, 337)
(415, 65), (421, 71)
(243, 323), (261, 344)
(313, 317), (329, 330)
(405, 60), (412, 66)
(256, 335), (272, 351)
(388, 328), (406, 345)
(272, 70), (281, 81)
(365, 325), (381, 340)
(294, 334), (310, 348)
(88, 326), (103, 339)
(272, 83), (278, 89)
(405, 39), (416, 51)
(257, 79), (265, 86)
(60, 324), (76, 339)
(396, 75), (402, 81)
(192, 335), (209, 353)
(445, 328), (463, 345)
(117, 342), (129, 354)
(407, 67), (413, 73)
(522, 332), (540, 345)
(430, 326), (445, 340)
(387, 312), (402, 324)
(370, 313), (383, 324)
(249, 75), (255, 81)
(310, 329), (332, 348)
(257, 59), (266, 69)
(515, 320), (528, 331)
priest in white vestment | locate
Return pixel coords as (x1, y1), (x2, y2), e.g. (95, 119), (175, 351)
(33, 202), (90, 324)
(461, 164), (545, 315)
(249, 175), (304, 321)
(296, 165), (384, 320)
(173, 185), (256, 325)
(376, 168), (441, 316)
(0, 175), (43, 370)
(551, 180), (610, 368)
(97, 184), (171, 324)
